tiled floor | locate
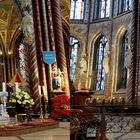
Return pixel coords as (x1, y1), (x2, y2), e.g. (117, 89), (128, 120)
(107, 131), (140, 140)
(0, 122), (70, 140)
(0, 122), (140, 140)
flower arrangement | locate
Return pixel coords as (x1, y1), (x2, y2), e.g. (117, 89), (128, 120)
(50, 94), (70, 119)
(10, 88), (35, 107)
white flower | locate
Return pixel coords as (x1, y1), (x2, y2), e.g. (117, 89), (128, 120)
(17, 100), (21, 104)
(24, 94), (30, 99)
(30, 99), (33, 102)
(18, 88), (22, 92)
(25, 100), (29, 103)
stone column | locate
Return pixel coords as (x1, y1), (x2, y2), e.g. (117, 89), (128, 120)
(51, 0), (70, 96)
(32, 0), (48, 99)
(46, 0), (56, 51)
(127, 0), (137, 103)
(28, 43), (40, 111)
(20, 0), (40, 111)
(7, 55), (11, 81)
(10, 55), (14, 78)
(105, 0), (114, 98)
(135, 0), (140, 103)
(41, 0), (54, 94)
(22, 45), (30, 93)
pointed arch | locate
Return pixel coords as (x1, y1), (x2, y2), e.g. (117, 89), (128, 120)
(113, 26), (129, 93)
(0, 35), (5, 55)
(88, 33), (108, 92)
(9, 26), (21, 53)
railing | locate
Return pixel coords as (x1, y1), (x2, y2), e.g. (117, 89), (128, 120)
(71, 103), (140, 139)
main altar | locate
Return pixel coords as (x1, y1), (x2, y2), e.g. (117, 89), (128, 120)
(0, 72), (59, 136)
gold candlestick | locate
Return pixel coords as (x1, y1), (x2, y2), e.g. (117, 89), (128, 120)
(39, 95), (43, 119)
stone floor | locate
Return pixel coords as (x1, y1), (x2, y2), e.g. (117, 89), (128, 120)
(107, 131), (140, 140)
(0, 122), (140, 140)
(0, 122), (70, 140)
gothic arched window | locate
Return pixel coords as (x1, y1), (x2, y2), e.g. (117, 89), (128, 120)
(118, 0), (131, 14)
(70, 0), (84, 20)
(117, 31), (128, 90)
(70, 37), (79, 80)
(19, 43), (26, 80)
(94, 0), (110, 19)
(93, 36), (108, 91)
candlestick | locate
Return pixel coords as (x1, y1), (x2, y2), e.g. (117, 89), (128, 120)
(2, 82), (6, 92)
(38, 85), (43, 119)
(15, 82), (18, 92)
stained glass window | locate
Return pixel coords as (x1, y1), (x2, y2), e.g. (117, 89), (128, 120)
(95, 36), (108, 91)
(95, 0), (110, 19)
(118, 0), (131, 14)
(70, 37), (79, 80)
(120, 31), (128, 88)
(19, 44), (26, 80)
(70, 0), (84, 20)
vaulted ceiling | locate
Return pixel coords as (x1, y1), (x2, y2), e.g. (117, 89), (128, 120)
(60, 0), (70, 43)
(0, 0), (20, 55)
(0, 0), (69, 55)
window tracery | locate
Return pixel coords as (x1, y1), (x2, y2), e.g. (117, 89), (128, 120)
(70, 37), (79, 80)
(94, 36), (108, 91)
(118, 0), (131, 14)
(94, 0), (110, 19)
(19, 43), (26, 80)
(70, 0), (84, 20)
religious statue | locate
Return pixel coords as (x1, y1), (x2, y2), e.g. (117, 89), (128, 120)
(51, 64), (64, 91)
(103, 50), (110, 74)
(21, 0), (31, 12)
(79, 55), (88, 73)
(21, 0), (34, 45)
(21, 14), (34, 45)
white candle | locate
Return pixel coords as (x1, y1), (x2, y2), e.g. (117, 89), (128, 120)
(15, 82), (18, 92)
(2, 82), (6, 92)
(42, 86), (46, 95)
(38, 85), (41, 95)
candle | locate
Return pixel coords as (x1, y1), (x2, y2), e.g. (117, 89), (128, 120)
(42, 86), (45, 95)
(38, 85), (41, 95)
(15, 82), (18, 92)
(2, 82), (6, 92)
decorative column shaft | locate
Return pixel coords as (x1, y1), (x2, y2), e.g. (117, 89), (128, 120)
(3, 56), (6, 82)
(46, 0), (56, 51)
(106, 0), (114, 97)
(10, 55), (14, 78)
(18, 0), (41, 111)
(127, 0), (137, 103)
(23, 45), (30, 93)
(40, 0), (52, 93)
(7, 55), (11, 81)
(135, 0), (140, 103)
(32, 0), (48, 98)
(28, 42), (40, 111)
(51, 0), (70, 96)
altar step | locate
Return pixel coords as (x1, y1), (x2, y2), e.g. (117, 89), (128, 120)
(0, 119), (59, 136)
